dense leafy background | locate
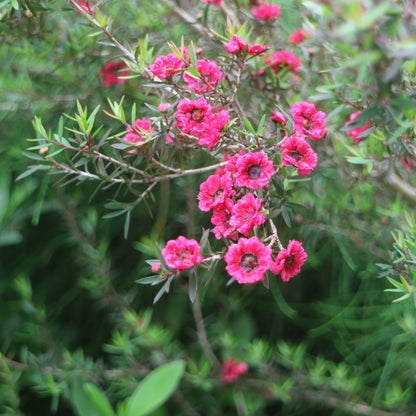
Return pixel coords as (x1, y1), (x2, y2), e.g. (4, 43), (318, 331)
(1, 0), (416, 415)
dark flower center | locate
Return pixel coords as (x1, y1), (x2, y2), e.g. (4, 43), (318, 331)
(178, 249), (191, 263)
(225, 213), (232, 228)
(240, 253), (258, 271)
(212, 188), (224, 201)
(247, 164), (262, 179)
(302, 114), (313, 129)
(191, 109), (204, 122)
(289, 150), (303, 162)
(284, 254), (295, 268)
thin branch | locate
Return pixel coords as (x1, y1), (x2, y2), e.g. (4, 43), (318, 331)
(191, 295), (221, 369)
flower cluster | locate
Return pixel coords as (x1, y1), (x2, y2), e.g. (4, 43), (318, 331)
(224, 35), (268, 56)
(106, 22), (327, 291)
(154, 97), (327, 285)
(197, 151), (274, 241)
(174, 98), (229, 150)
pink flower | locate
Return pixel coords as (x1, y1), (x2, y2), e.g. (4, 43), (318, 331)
(224, 35), (268, 56)
(198, 172), (236, 212)
(174, 98), (229, 150)
(251, 3), (281, 20)
(281, 133), (317, 177)
(201, 0), (221, 4)
(98, 60), (129, 87)
(270, 111), (287, 126)
(234, 151), (275, 190)
(229, 193), (265, 236)
(151, 262), (161, 272)
(345, 111), (372, 144)
(123, 117), (152, 153)
(265, 51), (301, 74)
(270, 240), (307, 281)
(183, 59), (223, 94)
(289, 28), (312, 45)
(162, 236), (204, 271)
(211, 200), (239, 240)
(222, 359), (248, 383)
(158, 103), (169, 112)
(150, 53), (185, 79)
(225, 236), (272, 284)
(290, 101), (327, 141)
(76, 0), (95, 13)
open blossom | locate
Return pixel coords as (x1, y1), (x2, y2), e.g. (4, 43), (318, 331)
(291, 101), (327, 141)
(224, 35), (268, 56)
(183, 59), (223, 94)
(198, 172), (235, 212)
(174, 98), (229, 150)
(222, 359), (248, 383)
(270, 240), (307, 281)
(225, 236), (272, 284)
(150, 53), (185, 79)
(265, 51), (301, 74)
(281, 133), (317, 177)
(289, 27), (312, 45)
(229, 193), (265, 236)
(251, 3), (281, 20)
(123, 117), (152, 153)
(211, 200), (238, 240)
(270, 110), (287, 126)
(233, 151), (275, 190)
(98, 60), (129, 87)
(162, 236), (204, 271)
(345, 111), (372, 144)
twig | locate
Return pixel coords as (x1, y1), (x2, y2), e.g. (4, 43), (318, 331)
(191, 295), (221, 369)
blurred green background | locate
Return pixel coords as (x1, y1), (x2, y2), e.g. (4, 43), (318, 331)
(1, 0), (416, 415)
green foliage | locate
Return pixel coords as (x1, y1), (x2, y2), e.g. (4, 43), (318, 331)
(2, 0), (416, 415)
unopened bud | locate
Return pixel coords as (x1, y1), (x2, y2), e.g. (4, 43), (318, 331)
(158, 103), (169, 112)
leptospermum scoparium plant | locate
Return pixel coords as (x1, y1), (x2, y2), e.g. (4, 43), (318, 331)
(27, 0), (328, 304)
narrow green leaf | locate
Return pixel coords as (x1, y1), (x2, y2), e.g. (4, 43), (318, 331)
(135, 275), (164, 285)
(257, 114), (266, 135)
(281, 205), (291, 228)
(153, 276), (174, 304)
(268, 275), (297, 319)
(392, 293), (411, 303)
(102, 210), (126, 219)
(242, 117), (256, 135)
(188, 271), (198, 304)
(124, 209), (131, 239)
(386, 276), (406, 291)
(16, 165), (49, 181)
